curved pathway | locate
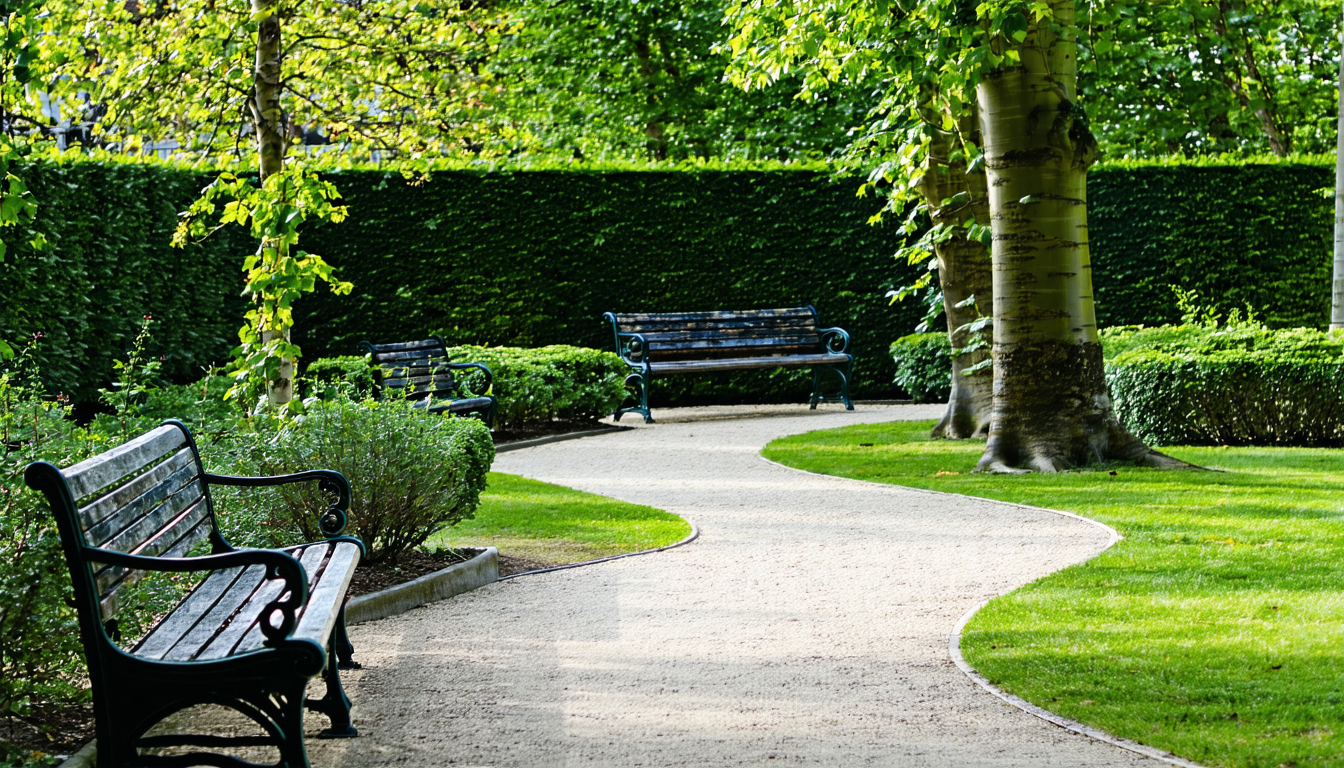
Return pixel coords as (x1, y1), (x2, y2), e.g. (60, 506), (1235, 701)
(319, 404), (1167, 767)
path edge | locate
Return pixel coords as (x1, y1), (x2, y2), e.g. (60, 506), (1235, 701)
(757, 453), (1208, 768)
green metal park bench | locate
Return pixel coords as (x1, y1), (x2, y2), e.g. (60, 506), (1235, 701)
(24, 420), (366, 768)
(358, 337), (497, 427)
(603, 305), (854, 423)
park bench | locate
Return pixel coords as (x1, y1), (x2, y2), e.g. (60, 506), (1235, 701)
(24, 420), (366, 768)
(358, 337), (497, 427)
(603, 305), (854, 423)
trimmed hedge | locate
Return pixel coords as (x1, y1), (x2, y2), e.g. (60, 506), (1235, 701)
(2, 162), (250, 403)
(441, 345), (627, 429)
(304, 345), (628, 429)
(889, 333), (951, 403)
(4, 158), (1337, 405)
(1088, 162), (1332, 328)
(1103, 325), (1344, 446)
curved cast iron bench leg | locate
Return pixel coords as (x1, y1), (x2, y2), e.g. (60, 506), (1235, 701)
(614, 372), (654, 423)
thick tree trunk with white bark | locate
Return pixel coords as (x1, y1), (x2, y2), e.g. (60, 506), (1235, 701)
(919, 114), (993, 439)
(973, 0), (1184, 473)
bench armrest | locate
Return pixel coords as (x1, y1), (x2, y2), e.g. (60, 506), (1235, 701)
(818, 327), (851, 355)
(205, 470), (352, 538)
(441, 361), (494, 397)
(84, 546), (310, 646)
(615, 333), (651, 367)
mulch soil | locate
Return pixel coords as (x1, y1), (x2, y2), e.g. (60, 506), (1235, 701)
(490, 418), (615, 445)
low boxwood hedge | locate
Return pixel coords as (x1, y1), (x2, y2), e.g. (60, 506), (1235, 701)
(305, 345), (628, 429)
(890, 326), (1344, 447)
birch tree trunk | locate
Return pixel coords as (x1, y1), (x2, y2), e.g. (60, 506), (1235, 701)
(974, 0), (1183, 473)
(919, 112), (993, 439)
(250, 0), (293, 407)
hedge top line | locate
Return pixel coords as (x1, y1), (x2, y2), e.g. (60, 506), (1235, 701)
(11, 148), (1337, 176)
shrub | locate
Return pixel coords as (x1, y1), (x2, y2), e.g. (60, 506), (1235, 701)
(216, 394), (495, 564)
(889, 333), (951, 403)
(442, 345), (627, 429)
(303, 355), (375, 394)
(1105, 326), (1344, 446)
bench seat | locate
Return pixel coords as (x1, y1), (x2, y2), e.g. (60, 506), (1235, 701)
(133, 539), (361, 663)
(604, 306), (854, 422)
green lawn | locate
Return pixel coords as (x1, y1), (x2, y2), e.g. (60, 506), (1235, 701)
(427, 472), (691, 564)
(763, 420), (1344, 768)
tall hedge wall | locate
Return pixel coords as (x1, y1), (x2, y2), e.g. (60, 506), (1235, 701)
(293, 170), (919, 402)
(1089, 163), (1332, 328)
(1, 159), (1335, 404)
(0, 162), (249, 403)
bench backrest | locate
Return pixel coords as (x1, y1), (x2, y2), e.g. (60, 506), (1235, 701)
(605, 306), (827, 362)
(24, 422), (219, 634)
(359, 337), (459, 402)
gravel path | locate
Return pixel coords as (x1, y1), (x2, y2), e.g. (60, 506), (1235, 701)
(311, 404), (1168, 767)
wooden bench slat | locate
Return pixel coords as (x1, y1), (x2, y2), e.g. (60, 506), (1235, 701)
(616, 319), (818, 335)
(97, 483), (206, 554)
(77, 448), (196, 533)
(61, 425), (187, 502)
(372, 347), (445, 362)
(362, 339), (442, 354)
(223, 544), (333, 658)
(132, 565), (252, 660)
(650, 353), (849, 373)
(611, 307), (816, 323)
(158, 565), (270, 662)
(291, 542), (360, 648)
(415, 396), (495, 414)
(637, 327), (819, 342)
(648, 335), (822, 350)
(84, 460), (198, 546)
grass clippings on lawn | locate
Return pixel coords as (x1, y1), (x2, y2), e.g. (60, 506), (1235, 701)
(764, 419), (1344, 768)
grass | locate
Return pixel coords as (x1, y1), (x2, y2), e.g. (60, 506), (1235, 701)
(426, 471), (692, 564)
(763, 420), (1344, 768)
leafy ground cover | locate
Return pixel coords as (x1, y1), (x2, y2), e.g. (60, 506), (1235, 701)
(427, 471), (692, 567)
(763, 419), (1344, 768)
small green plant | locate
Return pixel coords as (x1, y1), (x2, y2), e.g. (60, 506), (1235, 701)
(438, 345), (626, 429)
(95, 316), (163, 440)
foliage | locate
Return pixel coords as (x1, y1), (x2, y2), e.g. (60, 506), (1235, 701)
(888, 333), (951, 403)
(0, 159), (250, 403)
(174, 169), (353, 410)
(0, 347), (91, 720)
(763, 419), (1344, 768)
(5, 158), (1339, 405)
(219, 394), (495, 564)
(293, 167), (920, 401)
(1104, 323), (1344, 447)
(1079, 0), (1341, 158)
(40, 0), (504, 161)
(488, 0), (868, 162)
(428, 471), (691, 565)
(440, 345), (626, 429)
(303, 356), (376, 394)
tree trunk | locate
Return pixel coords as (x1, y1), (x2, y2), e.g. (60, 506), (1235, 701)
(1332, 4), (1344, 331)
(250, 0), (293, 407)
(919, 112), (993, 439)
(974, 0), (1184, 473)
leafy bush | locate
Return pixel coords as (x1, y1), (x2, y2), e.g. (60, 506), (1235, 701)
(889, 333), (950, 403)
(303, 355), (375, 394)
(442, 345), (627, 429)
(0, 365), (92, 720)
(1105, 325), (1344, 446)
(216, 394), (495, 564)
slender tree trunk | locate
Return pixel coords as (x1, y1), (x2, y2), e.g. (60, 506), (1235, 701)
(919, 111), (993, 439)
(974, 0), (1184, 473)
(1332, 5), (1344, 330)
(250, 0), (293, 407)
